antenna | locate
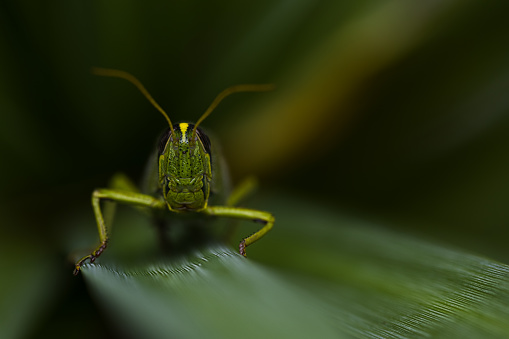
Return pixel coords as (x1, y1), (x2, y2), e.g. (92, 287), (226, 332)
(92, 67), (175, 136)
(192, 84), (275, 136)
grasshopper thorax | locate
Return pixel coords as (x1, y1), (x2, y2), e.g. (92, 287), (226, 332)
(158, 122), (212, 211)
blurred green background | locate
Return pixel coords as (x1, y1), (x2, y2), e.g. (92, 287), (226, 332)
(2, 0), (509, 338)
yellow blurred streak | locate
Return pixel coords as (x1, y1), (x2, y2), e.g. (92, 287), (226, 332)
(226, 0), (460, 176)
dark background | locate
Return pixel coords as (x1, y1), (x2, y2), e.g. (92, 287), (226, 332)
(1, 0), (509, 337)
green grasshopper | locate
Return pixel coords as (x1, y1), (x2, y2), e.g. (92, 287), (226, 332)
(74, 68), (274, 275)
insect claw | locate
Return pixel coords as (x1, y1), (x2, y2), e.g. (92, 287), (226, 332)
(73, 256), (89, 275)
(73, 266), (80, 276)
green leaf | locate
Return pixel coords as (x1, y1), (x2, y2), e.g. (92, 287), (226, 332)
(80, 194), (509, 339)
(83, 247), (345, 339)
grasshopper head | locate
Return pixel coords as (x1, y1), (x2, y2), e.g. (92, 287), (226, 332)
(158, 123), (212, 211)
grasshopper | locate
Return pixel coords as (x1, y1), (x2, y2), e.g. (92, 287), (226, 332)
(74, 68), (274, 275)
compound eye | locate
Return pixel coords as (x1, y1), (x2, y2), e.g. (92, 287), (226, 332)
(194, 126), (211, 155)
(158, 127), (173, 155)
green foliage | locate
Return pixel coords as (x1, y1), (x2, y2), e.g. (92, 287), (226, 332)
(82, 247), (342, 339)
(73, 194), (509, 339)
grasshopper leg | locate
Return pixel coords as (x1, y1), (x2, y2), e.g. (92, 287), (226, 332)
(203, 206), (274, 256)
(73, 188), (166, 275)
(73, 242), (108, 275)
(222, 177), (259, 242)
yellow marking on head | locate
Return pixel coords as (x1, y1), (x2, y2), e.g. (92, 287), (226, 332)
(179, 123), (189, 143)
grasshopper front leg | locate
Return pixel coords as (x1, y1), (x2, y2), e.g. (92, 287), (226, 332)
(74, 189), (166, 275)
(203, 206), (274, 256)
